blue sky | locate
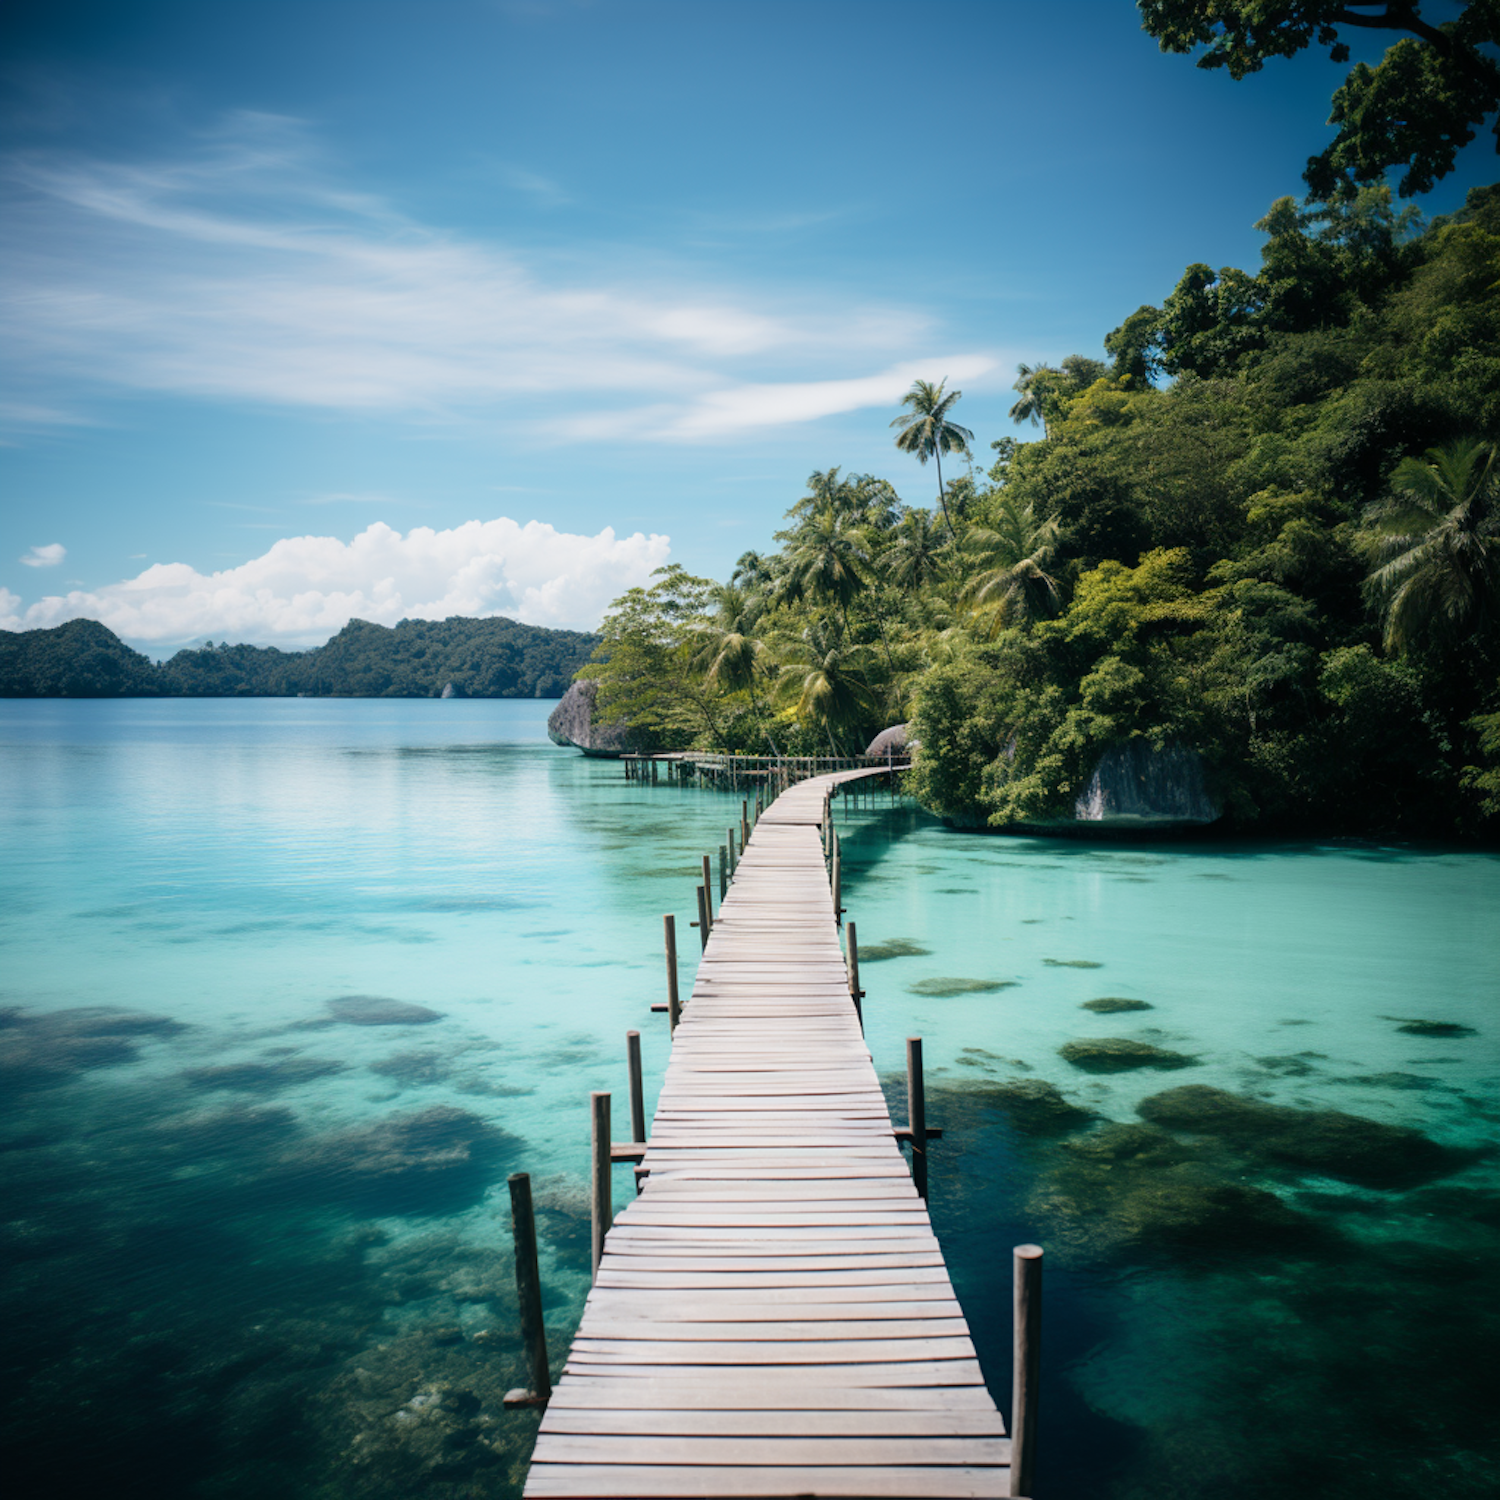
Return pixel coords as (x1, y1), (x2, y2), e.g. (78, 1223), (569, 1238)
(2, 0), (1491, 649)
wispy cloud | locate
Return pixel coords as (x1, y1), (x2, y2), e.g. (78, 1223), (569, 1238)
(20, 542), (66, 567)
(2, 113), (997, 443)
(0, 517), (666, 644)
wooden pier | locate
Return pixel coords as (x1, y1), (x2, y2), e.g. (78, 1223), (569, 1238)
(523, 770), (1019, 1499)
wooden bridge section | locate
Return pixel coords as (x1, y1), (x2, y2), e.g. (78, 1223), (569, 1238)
(525, 770), (1013, 1499)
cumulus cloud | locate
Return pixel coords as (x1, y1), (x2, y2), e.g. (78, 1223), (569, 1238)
(1, 113), (1001, 441)
(0, 518), (667, 646)
(20, 542), (66, 567)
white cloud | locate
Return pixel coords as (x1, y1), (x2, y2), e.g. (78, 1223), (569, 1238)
(0, 518), (667, 645)
(20, 542), (66, 567)
(1, 114), (1000, 442)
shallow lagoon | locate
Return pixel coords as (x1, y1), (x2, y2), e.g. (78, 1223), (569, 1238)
(2, 699), (1496, 1497)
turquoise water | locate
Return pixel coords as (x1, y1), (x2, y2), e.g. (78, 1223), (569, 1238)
(2, 700), (1497, 1498)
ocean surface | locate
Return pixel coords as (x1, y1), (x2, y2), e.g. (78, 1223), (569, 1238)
(2, 698), (1496, 1499)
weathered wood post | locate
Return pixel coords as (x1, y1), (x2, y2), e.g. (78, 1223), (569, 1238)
(502, 1172), (552, 1408)
(590, 1092), (611, 1282)
(832, 831), (842, 925)
(651, 757), (658, 784)
(663, 914), (680, 1032)
(1010, 1244), (1043, 1497)
(846, 919), (864, 1033)
(626, 1030), (645, 1145)
(727, 827), (737, 877)
(741, 800), (750, 847)
(906, 1036), (927, 1200)
(695, 885), (709, 951)
(718, 844), (728, 901)
(701, 855), (714, 930)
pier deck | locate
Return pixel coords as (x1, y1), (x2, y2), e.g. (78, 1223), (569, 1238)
(524, 771), (1012, 1498)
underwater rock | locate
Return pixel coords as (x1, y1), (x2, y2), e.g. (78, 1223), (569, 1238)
(1387, 1018), (1478, 1039)
(0, 1006), (185, 1087)
(326, 996), (443, 1026)
(1073, 740), (1221, 825)
(281, 1106), (519, 1213)
(1331, 1072), (1450, 1092)
(1060, 1038), (1197, 1073)
(907, 977), (1017, 997)
(546, 678), (640, 756)
(1033, 1123), (1315, 1255)
(368, 1051), (453, 1085)
(183, 1058), (347, 1092)
(1137, 1084), (1466, 1187)
(1254, 1053), (1326, 1076)
(1043, 958), (1103, 969)
(1082, 997), (1153, 1013)
(858, 939), (931, 961)
(971, 1079), (1097, 1135)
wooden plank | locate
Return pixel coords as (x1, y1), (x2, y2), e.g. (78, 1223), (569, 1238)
(537, 1409), (1006, 1438)
(524, 1463), (1011, 1498)
(543, 1378), (996, 1411)
(566, 1336), (977, 1364)
(529, 1435), (1012, 1466)
(560, 1358), (989, 1387)
(574, 1319), (972, 1342)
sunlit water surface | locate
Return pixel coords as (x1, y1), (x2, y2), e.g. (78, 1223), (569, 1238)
(2, 699), (1496, 1498)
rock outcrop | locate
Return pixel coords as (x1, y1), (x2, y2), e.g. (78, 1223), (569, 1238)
(546, 679), (639, 757)
(1073, 741), (1219, 825)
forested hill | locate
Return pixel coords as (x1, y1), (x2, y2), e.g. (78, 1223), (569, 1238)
(583, 184), (1500, 840)
(0, 616), (599, 698)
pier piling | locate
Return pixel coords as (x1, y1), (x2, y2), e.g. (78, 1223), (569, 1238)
(502, 1172), (551, 1409)
(907, 1035), (928, 1200)
(1010, 1244), (1044, 1497)
(589, 1091), (611, 1282)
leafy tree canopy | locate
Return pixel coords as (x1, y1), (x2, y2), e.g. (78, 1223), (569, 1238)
(1139, 1), (1500, 199)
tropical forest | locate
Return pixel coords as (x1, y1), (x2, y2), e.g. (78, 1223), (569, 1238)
(586, 183), (1500, 840)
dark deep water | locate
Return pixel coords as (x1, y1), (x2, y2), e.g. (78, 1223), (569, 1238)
(2, 700), (1497, 1497)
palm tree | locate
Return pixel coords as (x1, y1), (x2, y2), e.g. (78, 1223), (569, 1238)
(882, 507), (950, 594)
(776, 617), (877, 754)
(959, 492), (1063, 634)
(695, 583), (782, 756)
(1360, 437), (1500, 654)
(890, 379), (974, 536)
(1008, 362), (1060, 436)
(778, 505), (871, 630)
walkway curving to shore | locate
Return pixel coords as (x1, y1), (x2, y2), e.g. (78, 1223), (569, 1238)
(524, 769), (1013, 1499)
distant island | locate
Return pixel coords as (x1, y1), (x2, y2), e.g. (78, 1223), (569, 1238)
(0, 616), (599, 698)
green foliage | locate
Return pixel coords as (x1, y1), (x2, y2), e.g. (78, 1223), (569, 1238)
(1139, 1), (1500, 201)
(0, 616), (597, 698)
(0, 619), (160, 696)
(580, 184), (1500, 837)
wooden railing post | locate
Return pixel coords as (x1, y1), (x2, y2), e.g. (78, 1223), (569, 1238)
(1010, 1244), (1043, 1497)
(663, 914), (680, 1032)
(742, 799), (750, 847)
(846, 919), (864, 1033)
(626, 1030), (645, 1145)
(502, 1172), (552, 1408)
(832, 831), (842, 925)
(727, 828), (737, 879)
(718, 844), (728, 901)
(906, 1036), (927, 1200)
(695, 885), (709, 951)
(701, 855), (714, 931)
(590, 1092), (611, 1282)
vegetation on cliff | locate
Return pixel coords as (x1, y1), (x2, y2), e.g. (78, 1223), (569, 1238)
(586, 184), (1500, 838)
(0, 616), (597, 699)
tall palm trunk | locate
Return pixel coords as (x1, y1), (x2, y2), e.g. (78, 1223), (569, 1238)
(934, 450), (954, 537)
